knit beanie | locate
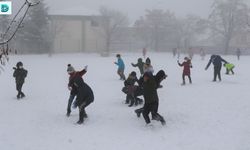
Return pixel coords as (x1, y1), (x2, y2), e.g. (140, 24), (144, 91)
(16, 61), (23, 68)
(145, 57), (151, 65)
(67, 64), (75, 73)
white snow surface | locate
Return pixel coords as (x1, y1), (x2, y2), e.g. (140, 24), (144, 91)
(0, 52), (249, 150)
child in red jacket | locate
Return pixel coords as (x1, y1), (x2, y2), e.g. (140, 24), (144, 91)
(66, 64), (87, 117)
(178, 57), (192, 85)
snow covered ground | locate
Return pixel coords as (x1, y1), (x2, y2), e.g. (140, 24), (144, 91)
(0, 52), (249, 150)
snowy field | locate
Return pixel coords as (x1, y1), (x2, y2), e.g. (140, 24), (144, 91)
(0, 52), (249, 150)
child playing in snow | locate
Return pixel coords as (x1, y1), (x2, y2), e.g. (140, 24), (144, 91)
(141, 72), (166, 126)
(143, 57), (154, 73)
(123, 72), (137, 106)
(131, 58), (145, 76)
(178, 57), (192, 85)
(13, 61), (28, 99)
(114, 54), (126, 80)
(123, 71), (141, 107)
(66, 64), (88, 117)
(70, 76), (94, 124)
(224, 62), (235, 75)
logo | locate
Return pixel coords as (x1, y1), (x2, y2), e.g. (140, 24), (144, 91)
(0, 1), (11, 15)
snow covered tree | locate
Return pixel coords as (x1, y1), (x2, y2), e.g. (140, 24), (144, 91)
(16, 0), (50, 53)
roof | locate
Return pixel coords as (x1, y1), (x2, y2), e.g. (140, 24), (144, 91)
(48, 5), (99, 16)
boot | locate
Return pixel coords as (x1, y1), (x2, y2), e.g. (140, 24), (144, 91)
(66, 110), (71, 117)
(128, 100), (134, 107)
(154, 115), (166, 126)
(125, 95), (129, 104)
(20, 92), (25, 98)
(160, 117), (166, 126)
(76, 119), (84, 124)
(135, 109), (141, 117)
(82, 109), (88, 118)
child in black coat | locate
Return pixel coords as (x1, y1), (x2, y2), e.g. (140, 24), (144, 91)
(71, 76), (94, 124)
(13, 62), (28, 99)
(135, 70), (167, 124)
(141, 72), (166, 125)
(123, 71), (140, 107)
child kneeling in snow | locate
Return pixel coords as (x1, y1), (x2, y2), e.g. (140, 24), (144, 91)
(224, 62), (235, 75)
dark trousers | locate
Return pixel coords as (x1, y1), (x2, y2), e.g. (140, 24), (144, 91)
(126, 94), (135, 106)
(142, 102), (164, 124)
(182, 74), (192, 84)
(67, 94), (76, 114)
(135, 101), (158, 118)
(213, 66), (221, 81)
(117, 68), (126, 80)
(226, 68), (234, 75)
(78, 96), (93, 122)
(16, 83), (24, 98)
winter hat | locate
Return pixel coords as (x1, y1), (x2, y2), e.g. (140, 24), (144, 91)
(145, 57), (151, 65)
(16, 61), (23, 68)
(156, 70), (167, 80)
(184, 57), (189, 61)
(143, 71), (153, 78)
(116, 54), (121, 58)
(67, 64), (75, 73)
(130, 71), (136, 77)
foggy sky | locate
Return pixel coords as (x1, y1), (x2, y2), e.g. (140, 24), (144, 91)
(13, 0), (218, 22)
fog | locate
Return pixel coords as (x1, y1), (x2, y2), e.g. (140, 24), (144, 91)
(14, 0), (213, 22)
(4, 0), (250, 54)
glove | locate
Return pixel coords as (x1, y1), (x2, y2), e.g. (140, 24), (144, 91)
(84, 65), (88, 71)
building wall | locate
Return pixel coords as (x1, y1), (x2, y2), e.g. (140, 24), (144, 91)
(52, 19), (82, 53)
(83, 21), (105, 52)
(49, 15), (106, 53)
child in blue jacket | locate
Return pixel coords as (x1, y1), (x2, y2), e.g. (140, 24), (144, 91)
(114, 54), (126, 80)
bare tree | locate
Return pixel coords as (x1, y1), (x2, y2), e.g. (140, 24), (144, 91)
(0, 16), (10, 38)
(0, 0), (39, 74)
(209, 0), (249, 54)
(98, 6), (129, 56)
(46, 19), (64, 55)
(175, 15), (207, 51)
(16, 0), (50, 54)
(134, 9), (177, 51)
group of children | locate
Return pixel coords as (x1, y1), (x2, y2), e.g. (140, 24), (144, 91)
(11, 62), (94, 124)
(116, 54), (167, 126)
(11, 52), (236, 126)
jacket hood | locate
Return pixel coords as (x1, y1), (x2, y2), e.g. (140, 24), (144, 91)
(155, 70), (167, 80)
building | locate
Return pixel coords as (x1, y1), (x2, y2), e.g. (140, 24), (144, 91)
(48, 7), (107, 53)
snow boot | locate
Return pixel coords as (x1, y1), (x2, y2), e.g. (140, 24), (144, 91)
(76, 120), (84, 124)
(66, 111), (71, 117)
(135, 109), (142, 117)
